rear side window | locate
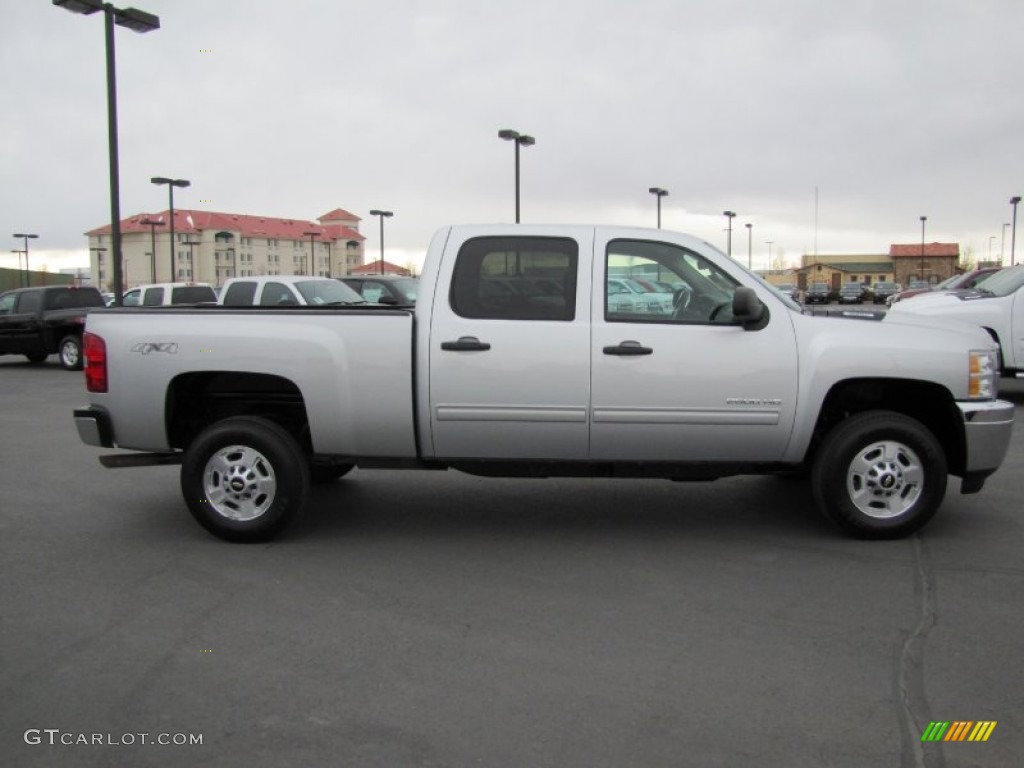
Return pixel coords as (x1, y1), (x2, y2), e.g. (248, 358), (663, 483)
(170, 286), (216, 304)
(44, 288), (105, 309)
(222, 282), (258, 306)
(142, 287), (165, 306)
(19, 291), (42, 313)
(450, 236), (578, 321)
(260, 282), (299, 306)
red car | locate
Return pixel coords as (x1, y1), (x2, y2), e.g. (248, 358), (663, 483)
(888, 267), (1001, 306)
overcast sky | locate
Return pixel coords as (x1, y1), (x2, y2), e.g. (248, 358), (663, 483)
(2, 0), (1023, 273)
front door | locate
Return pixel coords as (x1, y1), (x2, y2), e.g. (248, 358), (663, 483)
(428, 230), (592, 460)
(590, 235), (799, 462)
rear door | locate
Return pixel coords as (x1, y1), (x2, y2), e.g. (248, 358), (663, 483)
(427, 229), (592, 459)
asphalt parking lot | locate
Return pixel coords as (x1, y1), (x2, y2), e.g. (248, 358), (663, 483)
(1, 358), (1022, 767)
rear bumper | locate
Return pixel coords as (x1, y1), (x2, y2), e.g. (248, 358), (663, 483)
(74, 406), (114, 448)
(957, 399), (1014, 474)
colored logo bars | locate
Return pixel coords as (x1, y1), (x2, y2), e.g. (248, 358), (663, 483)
(921, 721), (997, 742)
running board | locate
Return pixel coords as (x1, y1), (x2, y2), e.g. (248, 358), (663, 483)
(100, 452), (183, 468)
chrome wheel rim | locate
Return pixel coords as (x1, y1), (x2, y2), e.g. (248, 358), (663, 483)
(846, 440), (924, 519)
(202, 445), (277, 521)
(61, 341), (80, 368)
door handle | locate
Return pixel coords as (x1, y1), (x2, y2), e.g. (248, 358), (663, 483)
(603, 340), (653, 356)
(441, 336), (491, 352)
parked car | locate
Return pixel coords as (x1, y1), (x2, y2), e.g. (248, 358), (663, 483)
(340, 275), (419, 306)
(889, 268), (1001, 306)
(871, 281), (899, 304)
(774, 283), (800, 301)
(838, 283), (865, 304)
(804, 282), (831, 304)
(219, 275), (367, 306)
(606, 277), (674, 315)
(0, 285), (105, 369)
(122, 282), (217, 306)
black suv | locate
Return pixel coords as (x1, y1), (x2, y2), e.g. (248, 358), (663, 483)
(0, 285), (105, 369)
(804, 282), (832, 304)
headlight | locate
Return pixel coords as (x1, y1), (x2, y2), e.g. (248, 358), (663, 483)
(968, 349), (999, 399)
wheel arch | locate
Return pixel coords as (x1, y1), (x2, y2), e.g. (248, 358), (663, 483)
(805, 378), (965, 475)
(166, 371), (311, 452)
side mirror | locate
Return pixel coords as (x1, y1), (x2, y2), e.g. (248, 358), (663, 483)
(732, 287), (767, 330)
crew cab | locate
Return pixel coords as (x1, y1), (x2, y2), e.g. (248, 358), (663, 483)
(889, 264), (1024, 378)
(0, 285), (105, 369)
(218, 275), (366, 306)
(74, 225), (1014, 542)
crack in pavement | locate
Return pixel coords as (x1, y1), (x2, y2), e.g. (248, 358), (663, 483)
(898, 535), (944, 768)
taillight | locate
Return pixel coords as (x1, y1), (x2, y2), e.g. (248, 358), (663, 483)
(84, 332), (108, 393)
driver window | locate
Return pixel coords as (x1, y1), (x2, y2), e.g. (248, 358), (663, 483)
(605, 239), (739, 324)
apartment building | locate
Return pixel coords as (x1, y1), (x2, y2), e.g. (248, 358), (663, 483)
(86, 207), (366, 290)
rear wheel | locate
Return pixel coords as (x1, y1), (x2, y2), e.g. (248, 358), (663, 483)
(811, 411), (947, 539)
(58, 335), (83, 371)
(181, 416), (310, 542)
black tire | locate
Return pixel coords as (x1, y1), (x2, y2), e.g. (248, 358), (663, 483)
(310, 461), (355, 484)
(25, 353), (48, 364)
(811, 411), (947, 539)
(180, 416), (310, 542)
(58, 335), (83, 371)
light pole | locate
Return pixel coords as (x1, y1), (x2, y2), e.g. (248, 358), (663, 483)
(648, 187), (668, 228)
(151, 176), (189, 279)
(303, 230), (321, 277)
(745, 222), (753, 270)
(919, 215), (927, 283)
(498, 129), (535, 223)
(1011, 196), (1021, 266)
(723, 211), (736, 257)
(140, 216), (164, 282)
(12, 233), (38, 287)
(10, 250), (26, 286)
(54, 0), (160, 307)
(369, 210), (393, 275)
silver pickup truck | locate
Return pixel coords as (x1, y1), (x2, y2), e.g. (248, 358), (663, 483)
(74, 224), (1014, 542)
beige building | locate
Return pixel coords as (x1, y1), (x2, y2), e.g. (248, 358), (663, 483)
(86, 207), (366, 290)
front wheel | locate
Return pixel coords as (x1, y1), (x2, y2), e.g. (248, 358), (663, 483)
(58, 335), (83, 371)
(181, 416), (310, 542)
(811, 411), (947, 539)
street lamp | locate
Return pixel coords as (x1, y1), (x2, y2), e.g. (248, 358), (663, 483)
(140, 216), (164, 282)
(1011, 196), (1021, 266)
(648, 187), (668, 228)
(54, 0), (160, 307)
(369, 211), (393, 275)
(745, 222), (753, 270)
(12, 233), (38, 287)
(498, 129), (535, 223)
(150, 177), (189, 278)
(303, 230), (322, 277)
(919, 215), (927, 283)
(722, 211), (736, 257)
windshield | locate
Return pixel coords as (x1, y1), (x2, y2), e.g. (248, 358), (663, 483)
(976, 265), (1024, 297)
(840, 284), (861, 293)
(875, 282), (896, 290)
(933, 274), (959, 290)
(295, 280), (366, 305)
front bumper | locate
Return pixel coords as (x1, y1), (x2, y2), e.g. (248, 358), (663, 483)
(74, 406), (114, 448)
(957, 399), (1014, 475)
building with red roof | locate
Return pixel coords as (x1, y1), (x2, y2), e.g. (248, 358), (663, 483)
(86, 208), (367, 289)
(889, 242), (960, 287)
